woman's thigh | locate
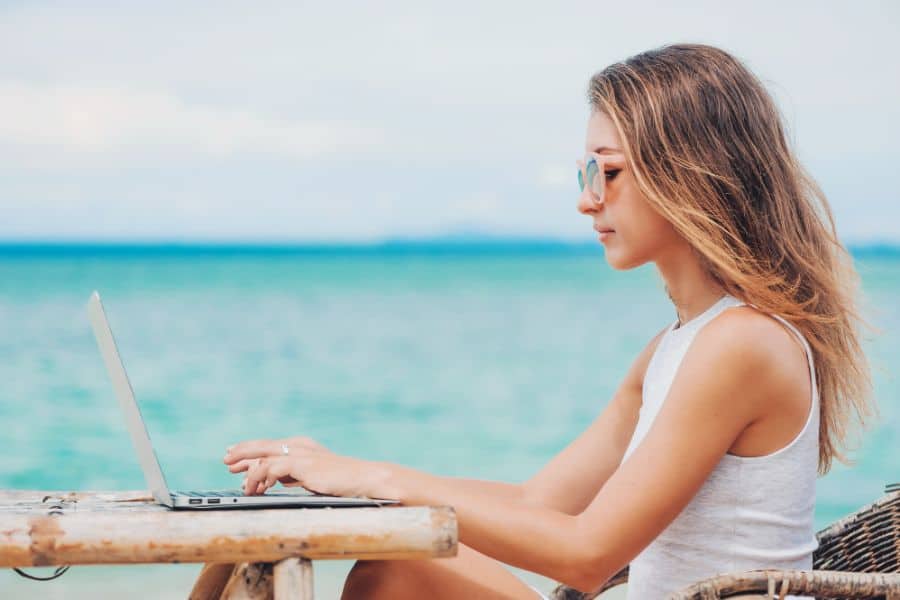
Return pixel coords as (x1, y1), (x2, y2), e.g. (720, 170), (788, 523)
(341, 542), (545, 600)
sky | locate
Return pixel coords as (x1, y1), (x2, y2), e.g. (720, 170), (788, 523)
(1, 1), (898, 243)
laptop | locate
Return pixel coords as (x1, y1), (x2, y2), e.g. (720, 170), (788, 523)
(87, 290), (398, 509)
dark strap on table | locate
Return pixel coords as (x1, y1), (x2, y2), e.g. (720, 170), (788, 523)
(10, 494), (75, 582)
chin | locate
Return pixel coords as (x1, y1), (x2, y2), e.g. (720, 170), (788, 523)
(604, 248), (648, 271)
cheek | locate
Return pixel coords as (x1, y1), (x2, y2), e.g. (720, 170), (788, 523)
(627, 189), (674, 239)
(639, 208), (677, 241)
(606, 196), (677, 268)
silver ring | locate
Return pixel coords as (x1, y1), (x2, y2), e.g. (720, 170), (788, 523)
(281, 444), (290, 456)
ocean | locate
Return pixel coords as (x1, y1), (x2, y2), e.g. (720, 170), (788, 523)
(1, 243), (897, 598)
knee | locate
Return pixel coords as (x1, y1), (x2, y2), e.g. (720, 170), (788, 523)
(341, 560), (410, 599)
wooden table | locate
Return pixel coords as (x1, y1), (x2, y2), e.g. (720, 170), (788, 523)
(0, 490), (458, 599)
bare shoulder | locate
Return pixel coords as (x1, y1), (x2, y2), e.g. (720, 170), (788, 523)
(687, 305), (810, 420)
(622, 325), (670, 392)
(607, 324), (671, 423)
(699, 306), (806, 371)
(575, 307), (813, 575)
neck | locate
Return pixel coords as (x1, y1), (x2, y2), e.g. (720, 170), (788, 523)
(656, 242), (725, 327)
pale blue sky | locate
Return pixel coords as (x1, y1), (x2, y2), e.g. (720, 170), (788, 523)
(2, 1), (898, 243)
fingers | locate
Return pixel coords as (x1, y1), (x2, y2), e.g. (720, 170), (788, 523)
(256, 459), (294, 494)
(225, 436), (329, 465)
(224, 439), (279, 464)
(285, 436), (327, 452)
(243, 457), (266, 495)
(243, 457), (296, 496)
(227, 459), (256, 474)
(226, 437), (331, 494)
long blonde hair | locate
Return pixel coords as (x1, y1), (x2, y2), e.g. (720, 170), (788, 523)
(588, 43), (875, 474)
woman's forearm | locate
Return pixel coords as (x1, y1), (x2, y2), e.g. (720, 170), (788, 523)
(449, 477), (579, 512)
(444, 477), (525, 502)
(378, 462), (606, 590)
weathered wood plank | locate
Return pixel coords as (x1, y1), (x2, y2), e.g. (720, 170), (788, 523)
(0, 490), (153, 514)
(0, 490), (457, 567)
(274, 558), (313, 600)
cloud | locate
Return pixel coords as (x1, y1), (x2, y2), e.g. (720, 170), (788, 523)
(0, 82), (388, 166)
(0, 1), (898, 241)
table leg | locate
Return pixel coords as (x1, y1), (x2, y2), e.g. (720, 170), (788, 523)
(274, 558), (313, 600)
(220, 562), (274, 599)
(189, 559), (313, 600)
(189, 563), (237, 600)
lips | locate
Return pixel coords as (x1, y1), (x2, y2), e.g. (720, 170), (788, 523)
(594, 225), (615, 234)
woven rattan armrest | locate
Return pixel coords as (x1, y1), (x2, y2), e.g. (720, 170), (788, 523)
(669, 568), (900, 599)
(549, 486), (900, 599)
(550, 567), (900, 599)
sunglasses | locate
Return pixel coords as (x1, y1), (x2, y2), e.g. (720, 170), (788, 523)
(577, 155), (607, 206)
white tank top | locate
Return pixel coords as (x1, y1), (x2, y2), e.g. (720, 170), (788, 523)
(623, 294), (819, 600)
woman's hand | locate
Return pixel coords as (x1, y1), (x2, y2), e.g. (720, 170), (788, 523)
(223, 436), (394, 499)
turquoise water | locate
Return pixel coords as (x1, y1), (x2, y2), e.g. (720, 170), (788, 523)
(1, 245), (898, 597)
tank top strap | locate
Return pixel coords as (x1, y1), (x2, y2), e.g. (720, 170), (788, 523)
(665, 295), (819, 410)
(726, 300), (819, 408)
(670, 295), (744, 334)
(765, 313), (819, 407)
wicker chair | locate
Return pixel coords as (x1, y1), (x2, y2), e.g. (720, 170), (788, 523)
(551, 483), (900, 599)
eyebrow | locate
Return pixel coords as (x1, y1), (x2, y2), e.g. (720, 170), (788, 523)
(590, 146), (623, 154)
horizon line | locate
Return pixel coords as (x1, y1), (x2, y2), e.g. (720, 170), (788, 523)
(0, 237), (899, 258)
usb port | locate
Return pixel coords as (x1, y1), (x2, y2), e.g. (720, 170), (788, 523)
(188, 498), (202, 505)
(207, 498), (220, 504)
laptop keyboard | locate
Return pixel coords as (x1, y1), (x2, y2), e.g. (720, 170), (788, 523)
(175, 490), (315, 498)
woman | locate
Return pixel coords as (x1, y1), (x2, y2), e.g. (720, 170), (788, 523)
(223, 43), (874, 599)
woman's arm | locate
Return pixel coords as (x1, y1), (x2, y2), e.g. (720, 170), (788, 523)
(407, 326), (667, 512)
(375, 312), (780, 591)
(520, 326), (667, 514)
(439, 478), (525, 501)
(231, 317), (777, 591)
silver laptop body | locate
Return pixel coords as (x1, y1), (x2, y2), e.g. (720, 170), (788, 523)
(87, 291), (396, 509)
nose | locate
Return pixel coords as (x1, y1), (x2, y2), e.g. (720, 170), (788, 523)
(577, 187), (598, 215)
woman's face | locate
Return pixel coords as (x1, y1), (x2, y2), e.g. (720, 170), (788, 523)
(578, 111), (682, 270)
